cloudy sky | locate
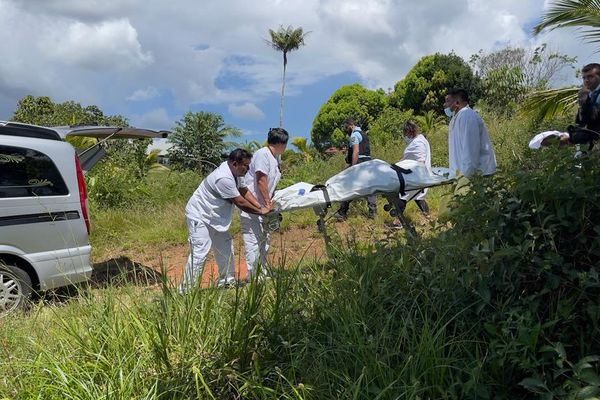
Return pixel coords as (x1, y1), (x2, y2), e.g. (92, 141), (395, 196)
(0, 0), (595, 144)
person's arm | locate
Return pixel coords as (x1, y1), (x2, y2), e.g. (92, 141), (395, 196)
(232, 191), (270, 215)
(255, 171), (272, 208)
(577, 92), (600, 127)
(351, 143), (359, 166)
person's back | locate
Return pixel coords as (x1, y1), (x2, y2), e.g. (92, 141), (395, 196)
(186, 161), (240, 232)
(445, 89), (496, 177)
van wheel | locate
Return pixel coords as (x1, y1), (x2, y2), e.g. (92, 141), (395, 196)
(0, 264), (32, 315)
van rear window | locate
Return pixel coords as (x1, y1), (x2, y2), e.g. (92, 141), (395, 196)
(0, 145), (69, 198)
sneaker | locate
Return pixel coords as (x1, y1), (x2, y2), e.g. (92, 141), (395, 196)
(384, 220), (403, 229)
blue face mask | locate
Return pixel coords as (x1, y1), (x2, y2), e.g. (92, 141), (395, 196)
(444, 107), (455, 117)
(403, 135), (414, 145)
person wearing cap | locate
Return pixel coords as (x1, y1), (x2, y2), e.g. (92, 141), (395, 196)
(240, 127), (289, 279)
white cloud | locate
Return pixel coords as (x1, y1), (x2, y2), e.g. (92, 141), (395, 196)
(228, 102), (265, 121)
(130, 108), (173, 131)
(0, 0), (594, 123)
(127, 86), (160, 101)
(42, 19), (153, 70)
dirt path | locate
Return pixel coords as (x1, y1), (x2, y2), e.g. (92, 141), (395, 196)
(93, 225), (331, 287)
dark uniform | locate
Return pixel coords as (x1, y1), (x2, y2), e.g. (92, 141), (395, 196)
(334, 128), (377, 220)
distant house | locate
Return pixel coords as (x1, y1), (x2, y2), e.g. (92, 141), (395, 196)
(147, 139), (173, 165)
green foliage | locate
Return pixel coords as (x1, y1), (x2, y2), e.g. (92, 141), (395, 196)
(440, 150), (600, 398)
(168, 111), (241, 173)
(310, 84), (388, 151)
(389, 52), (481, 115)
(368, 107), (414, 145)
(471, 45), (576, 116)
(12, 95), (128, 127)
(534, 0), (600, 51)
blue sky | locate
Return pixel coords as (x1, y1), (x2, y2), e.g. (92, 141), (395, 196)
(0, 0), (595, 147)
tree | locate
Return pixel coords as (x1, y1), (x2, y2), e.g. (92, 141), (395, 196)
(310, 84), (388, 151)
(414, 110), (446, 135)
(12, 95), (128, 127)
(389, 53), (480, 115)
(524, 0), (600, 120)
(291, 137), (312, 161)
(266, 25), (308, 128)
(368, 108), (414, 145)
(167, 111), (241, 173)
(534, 0), (600, 49)
(470, 45), (576, 114)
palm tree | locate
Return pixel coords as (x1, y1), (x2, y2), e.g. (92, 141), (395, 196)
(525, 0), (600, 119)
(415, 110), (446, 134)
(266, 25), (308, 128)
(291, 136), (311, 161)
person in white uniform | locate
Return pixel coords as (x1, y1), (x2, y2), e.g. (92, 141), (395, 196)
(240, 128), (289, 279)
(444, 88), (496, 177)
(180, 149), (270, 293)
(386, 120), (431, 228)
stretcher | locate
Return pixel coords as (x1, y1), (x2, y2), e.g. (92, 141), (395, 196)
(269, 159), (456, 239)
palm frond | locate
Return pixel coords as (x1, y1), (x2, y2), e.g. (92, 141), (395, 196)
(534, 0), (600, 49)
(519, 86), (579, 120)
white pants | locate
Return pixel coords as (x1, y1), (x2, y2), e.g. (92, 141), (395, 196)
(240, 213), (270, 277)
(179, 217), (234, 292)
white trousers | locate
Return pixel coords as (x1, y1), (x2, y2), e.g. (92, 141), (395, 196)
(240, 213), (270, 277)
(179, 217), (234, 292)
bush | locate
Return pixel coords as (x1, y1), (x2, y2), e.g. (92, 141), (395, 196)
(441, 149), (600, 398)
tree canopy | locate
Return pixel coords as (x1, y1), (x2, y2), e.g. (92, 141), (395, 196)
(167, 111), (241, 173)
(12, 95), (128, 127)
(389, 53), (480, 115)
(310, 84), (388, 151)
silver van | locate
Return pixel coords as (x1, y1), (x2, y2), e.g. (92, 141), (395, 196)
(0, 122), (168, 313)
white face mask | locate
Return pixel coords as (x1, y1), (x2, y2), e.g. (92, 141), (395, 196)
(444, 107), (455, 117)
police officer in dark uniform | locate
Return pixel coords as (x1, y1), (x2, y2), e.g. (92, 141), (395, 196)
(333, 117), (377, 221)
(577, 63), (600, 133)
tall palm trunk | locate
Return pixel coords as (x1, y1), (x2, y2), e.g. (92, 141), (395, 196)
(280, 52), (287, 128)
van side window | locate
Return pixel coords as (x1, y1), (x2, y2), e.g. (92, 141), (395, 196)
(0, 145), (69, 198)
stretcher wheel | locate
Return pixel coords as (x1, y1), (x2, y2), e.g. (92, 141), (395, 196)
(389, 209), (397, 217)
(316, 218), (325, 232)
(383, 204), (391, 212)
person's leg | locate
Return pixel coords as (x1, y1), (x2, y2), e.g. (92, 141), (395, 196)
(366, 195), (377, 218)
(415, 199), (429, 215)
(211, 227), (235, 284)
(240, 214), (263, 278)
(334, 200), (351, 220)
(179, 218), (211, 293)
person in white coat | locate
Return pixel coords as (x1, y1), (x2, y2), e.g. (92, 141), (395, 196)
(240, 128), (289, 279)
(388, 120), (431, 228)
(179, 149), (270, 293)
(444, 88), (496, 177)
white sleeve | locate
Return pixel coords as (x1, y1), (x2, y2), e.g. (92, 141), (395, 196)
(214, 176), (241, 199)
(253, 151), (271, 175)
(403, 140), (428, 164)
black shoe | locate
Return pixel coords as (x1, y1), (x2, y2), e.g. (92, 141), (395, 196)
(332, 211), (347, 222)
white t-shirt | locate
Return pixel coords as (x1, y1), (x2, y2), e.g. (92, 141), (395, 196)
(402, 134), (431, 200)
(448, 106), (496, 177)
(244, 147), (281, 207)
(185, 161), (246, 232)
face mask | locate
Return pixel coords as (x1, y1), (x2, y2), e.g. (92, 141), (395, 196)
(403, 135), (414, 145)
(444, 107), (455, 117)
